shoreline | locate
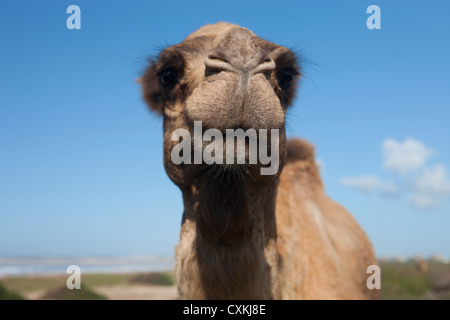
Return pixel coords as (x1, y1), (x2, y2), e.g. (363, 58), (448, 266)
(0, 255), (175, 278)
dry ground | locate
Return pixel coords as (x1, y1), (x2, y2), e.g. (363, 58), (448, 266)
(1, 262), (450, 300)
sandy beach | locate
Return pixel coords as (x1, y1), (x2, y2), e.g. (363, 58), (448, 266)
(0, 271), (179, 300)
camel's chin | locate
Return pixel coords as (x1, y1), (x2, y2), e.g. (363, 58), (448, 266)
(198, 163), (253, 177)
(196, 163), (279, 184)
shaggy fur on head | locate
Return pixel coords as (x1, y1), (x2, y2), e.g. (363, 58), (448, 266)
(141, 22), (379, 300)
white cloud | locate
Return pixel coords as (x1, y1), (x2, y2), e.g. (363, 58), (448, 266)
(340, 175), (400, 196)
(382, 138), (433, 174)
(341, 137), (449, 210)
(410, 194), (440, 210)
(340, 175), (379, 193)
(378, 181), (401, 196)
(412, 164), (450, 196)
(409, 164), (450, 210)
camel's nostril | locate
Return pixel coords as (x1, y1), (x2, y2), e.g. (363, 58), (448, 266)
(250, 58), (276, 76)
(205, 55), (276, 77)
(208, 55), (228, 64)
(204, 55), (236, 74)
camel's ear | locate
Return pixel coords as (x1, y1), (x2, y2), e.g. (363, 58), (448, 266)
(140, 61), (163, 114)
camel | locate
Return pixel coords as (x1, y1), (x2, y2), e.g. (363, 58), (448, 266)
(140, 22), (379, 299)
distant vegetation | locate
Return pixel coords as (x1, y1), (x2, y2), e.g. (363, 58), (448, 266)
(381, 261), (450, 300)
(0, 282), (25, 300)
(40, 284), (106, 300)
(129, 272), (175, 286)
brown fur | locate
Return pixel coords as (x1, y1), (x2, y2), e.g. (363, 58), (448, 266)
(141, 22), (379, 299)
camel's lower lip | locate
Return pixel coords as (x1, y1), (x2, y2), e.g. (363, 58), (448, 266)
(200, 163), (253, 170)
(198, 163), (254, 178)
(169, 122), (281, 176)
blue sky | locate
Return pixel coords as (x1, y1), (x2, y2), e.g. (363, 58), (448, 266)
(0, 0), (449, 258)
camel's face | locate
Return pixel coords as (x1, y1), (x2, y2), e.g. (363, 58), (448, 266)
(141, 23), (300, 186)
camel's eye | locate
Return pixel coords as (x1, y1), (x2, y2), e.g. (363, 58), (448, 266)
(159, 66), (178, 88)
(277, 68), (296, 90)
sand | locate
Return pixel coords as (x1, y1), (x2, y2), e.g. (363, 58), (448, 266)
(94, 284), (178, 300)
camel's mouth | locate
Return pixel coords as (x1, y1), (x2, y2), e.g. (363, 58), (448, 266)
(169, 121), (282, 176)
(199, 163), (255, 181)
(185, 72), (286, 133)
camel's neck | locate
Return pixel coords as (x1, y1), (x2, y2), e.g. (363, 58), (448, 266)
(175, 173), (280, 299)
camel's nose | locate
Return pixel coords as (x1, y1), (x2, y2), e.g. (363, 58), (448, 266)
(205, 27), (275, 76)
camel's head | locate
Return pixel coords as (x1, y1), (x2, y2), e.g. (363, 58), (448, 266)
(141, 22), (300, 188)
